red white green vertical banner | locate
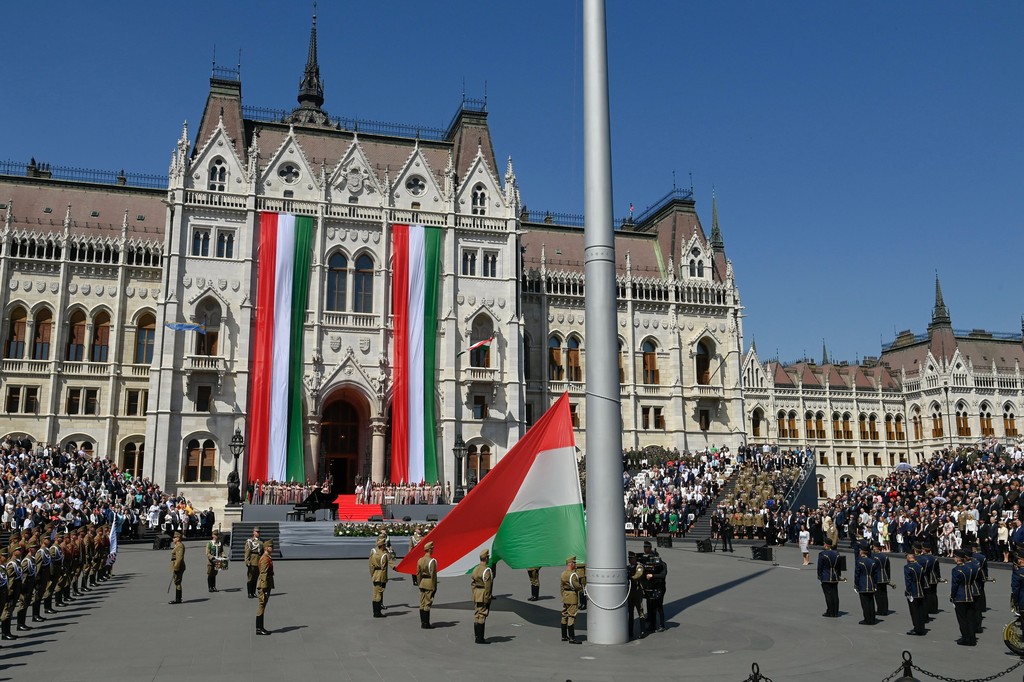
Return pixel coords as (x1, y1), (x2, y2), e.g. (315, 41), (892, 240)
(249, 212), (313, 484)
(390, 224), (442, 484)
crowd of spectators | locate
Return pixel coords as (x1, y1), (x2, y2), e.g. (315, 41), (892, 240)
(0, 435), (214, 539)
(246, 480), (319, 505)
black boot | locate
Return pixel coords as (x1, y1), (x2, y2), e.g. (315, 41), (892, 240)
(373, 601), (384, 618)
(561, 623), (569, 641)
(256, 615), (271, 635)
(32, 604), (45, 623)
(1, 619), (16, 640)
(54, 592), (63, 607)
(207, 577), (215, 593)
(475, 622), (489, 644)
(529, 585), (539, 601)
(420, 609), (433, 629)
(44, 597), (55, 614)
(16, 611), (30, 632)
(567, 625), (579, 644)
(168, 587), (182, 605)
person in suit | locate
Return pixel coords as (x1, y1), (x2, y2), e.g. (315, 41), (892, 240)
(205, 529), (221, 593)
(256, 541), (274, 635)
(416, 541), (437, 629)
(871, 541), (892, 615)
(560, 555), (582, 644)
(1010, 551), (1024, 629)
(168, 533), (185, 605)
(470, 549), (493, 644)
(244, 527), (264, 599)
(854, 543), (879, 625)
(817, 537), (843, 617)
(950, 549), (977, 646)
(527, 567), (541, 601)
(903, 549), (927, 636)
(369, 536), (389, 618)
(721, 517), (735, 553)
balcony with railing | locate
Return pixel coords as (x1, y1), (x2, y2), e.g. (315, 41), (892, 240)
(546, 380), (585, 395)
(184, 356), (227, 373)
(463, 367), (499, 384)
(62, 361), (110, 377)
(1, 359), (52, 374)
(454, 214), (508, 231)
(637, 384), (669, 397)
(127, 364), (150, 379)
(692, 384), (724, 399)
(183, 189), (247, 209)
(315, 311), (381, 330)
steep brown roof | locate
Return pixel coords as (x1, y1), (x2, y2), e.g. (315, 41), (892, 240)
(521, 223), (663, 277)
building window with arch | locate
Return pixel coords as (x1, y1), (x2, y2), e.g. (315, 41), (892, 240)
(32, 309), (52, 360)
(5, 307), (28, 359)
(842, 413), (852, 440)
(461, 249), (477, 276)
(695, 340), (712, 385)
(522, 335), (532, 380)
(751, 408), (764, 438)
(326, 253), (348, 311)
(641, 340), (659, 384)
(979, 403), (994, 437)
(470, 316), (494, 368)
(467, 444), (491, 483)
(894, 415), (905, 441)
(183, 438), (217, 482)
(817, 477), (827, 498)
(66, 310), (87, 361)
(955, 404), (971, 437)
(352, 254), (374, 313)
(566, 337), (582, 382)
(787, 411), (797, 439)
(804, 411), (814, 439)
(618, 339), (625, 383)
(930, 405), (943, 438)
(208, 158), (227, 192)
(194, 299), (221, 357)
(831, 412), (841, 440)
(868, 415), (879, 441)
(777, 410), (788, 438)
(135, 314), (156, 364)
(91, 312), (111, 362)
(123, 442), (145, 479)
(216, 230), (235, 259)
(858, 414), (868, 440)
(191, 228), (211, 257)
(548, 337), (563, 381)
(840, 476), (853, 495)
(697, 261), (704, 277)
(1005, 404), (1019, 437)
(815, 412), (825, 439)
(471, 184), (487, 216)
(912, 409), (923, 441)
(688, 260), (696, 277)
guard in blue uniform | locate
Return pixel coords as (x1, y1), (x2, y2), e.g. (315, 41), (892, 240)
(950, 549), (977, 646)
(903, 549), (927, 636)
(916, 542), (942, 618)
(871, 541), (891, 616)
(1010, 552), (1024, 629)
(817, 538), (842, 617)
(854, 543), (880, 625)
(969, 541), (988, 633)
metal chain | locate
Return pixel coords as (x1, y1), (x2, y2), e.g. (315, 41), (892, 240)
(910, 658), (1024, 682)
(880, 666), (906, 682)
(742, 663), (774, 682)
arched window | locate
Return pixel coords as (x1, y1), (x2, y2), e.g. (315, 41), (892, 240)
(1004, 404), (1019, 437)
(688, 260), (696, 277)
(805, 411), (814, 439)
(470, 316), (494, 368)
(548, 337), (563, 381)
(869, 414), (879, 441)
(894, 415), (905, 441)
(787, 411), (797, 439)
(815, 412), (825, 439)
(65, 310), (87, 361)
(566, 336), (582, 382)
(123, 441), (145, 479)
(697, 261), (704, 277)
(216, 231), (234, 258)
(135, 314), (156, 364)
(641, 340), (659, 384)
(840, 476), (853, 495)
(695, 340), (712, 385)
(32, 309), (53, 360)
(194, 298), (222, 357)
(5, 307), (27, 359)
(191, 229), (210, 257)
(979, 403), (994, 437)
(842, 413), (852, 440)
(326, 253), (348, 311)
(777, 410), (788, 438)
(911, 408), (923, 441)
(751, 408), (764, 438)
(858, 413), (869, 440)
(471, 184), (487, 216)
(183, 438), (217, 482)
(353, 254), (374, 313)
(91, 311), (111, 362)
(467, 443), (492, 484)
(817, 477), (827, 498)
(885, 415), (894, 441)
(930, 404), (943, 438)
(832, 412), (841, 440)
(522, 335), (532, 381)
(618, 339), (625, 384)
(955, 403), (971, 437)
(208, 158), (227, 192)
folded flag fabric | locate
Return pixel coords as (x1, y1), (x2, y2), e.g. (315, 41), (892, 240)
(164, 322), (206, 333)
(457, 335), (495, 357)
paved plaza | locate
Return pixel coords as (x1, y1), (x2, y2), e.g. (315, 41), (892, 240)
(2, 538), (1017, 682)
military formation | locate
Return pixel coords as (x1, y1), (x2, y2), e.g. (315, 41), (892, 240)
(819, 537), (999, 645)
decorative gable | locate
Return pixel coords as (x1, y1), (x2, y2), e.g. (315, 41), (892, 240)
(392, 144), (442, 210)
(456, 147), (506, 217)
(680, 232), (712, 281)
(188, 118), (246, 193)
(328, 138), (383, 206)
(260, 126), (319, 199)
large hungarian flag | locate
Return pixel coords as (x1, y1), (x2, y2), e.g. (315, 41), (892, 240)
(248, 212), (313, 484)
(390, 224), (442, 484)
(396, 393), (586, 577)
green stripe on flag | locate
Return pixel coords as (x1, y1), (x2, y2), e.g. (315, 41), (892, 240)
(490, 503), (587, 568)
(286, 215), (314, 482)
(422, 227), (442, 483)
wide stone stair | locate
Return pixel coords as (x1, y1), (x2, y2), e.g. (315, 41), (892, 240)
(228, 522), (282, 561)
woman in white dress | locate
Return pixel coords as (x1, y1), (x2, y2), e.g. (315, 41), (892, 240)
(798, 524), (811, 565)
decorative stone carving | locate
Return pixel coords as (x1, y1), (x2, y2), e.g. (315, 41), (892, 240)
(557, 313), (565, 323)
(456, 294), (465, 305)
(125, 286), (135, 298)
(344, 364), (354, 376)
(498, 297), (506, 308)
(468, 295), (476, 306)
(361, 231), (369, 243)
(95, 285), (104, 296)
(49, 283), (59, 294)
(548, 314), (554, 323)
(35, 281), (45, 293)
(643, 318), (650, 328)
(359, 338), (370, 354)
(372, 233), (381, 244)
(153, 288), (160, 299)
(182, 275), (192, 287)
(653, 319), (659, 329)
(330, 335), (342, 352)
(567, 313), (575, 324)
(231, 279), (240, 291)
(338, 229), (347, 242)
(327, 227), (336, 239)
(484, 297), (494, 307)
(68, 283), (78, 294)
(196, 277), (206, 289)
(81, 284), (91, 295)
(218, 279), (227, 291)
(620, 318), (626, 327)
(7, 281), (16, 291)
(139, 288), (148, 299)
(348, 229), (358, 241)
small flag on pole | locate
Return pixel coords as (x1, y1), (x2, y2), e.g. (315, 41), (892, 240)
(164, 322), (206, 334)
(457, 335), (495, 357)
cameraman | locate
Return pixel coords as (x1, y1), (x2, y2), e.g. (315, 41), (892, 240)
(640, 540), (667, 633)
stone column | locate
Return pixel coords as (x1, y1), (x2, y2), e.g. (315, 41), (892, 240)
(370, 416), (386, 484)
(308, 421), (322, 483)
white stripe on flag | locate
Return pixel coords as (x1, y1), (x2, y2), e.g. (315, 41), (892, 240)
(437, 534), (496, 578)
(506, 446), (582, 513)
(269, 214), (296, 482)
(407, 226), (426, 484)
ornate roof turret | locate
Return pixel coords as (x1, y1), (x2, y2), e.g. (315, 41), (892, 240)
(710, 189), (724, 251)
(821, 339), (829, 365)
(287, 3), (330, 126)
(929, 272), (952, 330)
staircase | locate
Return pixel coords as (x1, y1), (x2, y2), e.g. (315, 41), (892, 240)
(333, 494), (384, 522)
(228, 522), (283, 561)
(683, 470), (741, 544)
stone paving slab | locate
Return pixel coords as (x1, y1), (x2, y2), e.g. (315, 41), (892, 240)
(0, 539), (1015, 681)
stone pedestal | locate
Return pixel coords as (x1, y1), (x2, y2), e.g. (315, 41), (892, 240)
(222, 505), (243, 534)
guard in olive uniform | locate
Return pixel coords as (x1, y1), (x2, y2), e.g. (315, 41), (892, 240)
(854, 543), (879, 625)
(903, 549), (927, 636)
(817, 537), (842, 617)
(3, 547), (22, 638)
(0, 549), (8, 643)
(950, 549), (977, 646)
(575, 561), (588, 610)
(416, 541), (437, 629)
(245, 527), (264, 599)
(627, 551), (646, 639)
(168, 533), (186, 605)
(470, 549), (493, 644)
(560, 555), (582, 644)
(206, 530), (221, 593)
(256, 541), (274, 635)
(369, 536), (389, 618)
(527, 567), (540, 601)
(19, 542), (36, 629)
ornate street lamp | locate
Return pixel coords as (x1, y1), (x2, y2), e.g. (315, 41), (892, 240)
(227, 427), (244, 506)
(452, 433), (467, 503)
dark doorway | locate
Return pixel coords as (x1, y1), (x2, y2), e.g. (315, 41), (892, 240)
(322, 399), (361, 495)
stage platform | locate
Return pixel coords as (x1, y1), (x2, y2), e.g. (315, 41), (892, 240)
(240, 503), (454, 524)
(275, 521), (413, 560)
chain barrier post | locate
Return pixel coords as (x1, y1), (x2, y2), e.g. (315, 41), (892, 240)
(744, 662), (773, 682)
(882, 648), (1024, 682)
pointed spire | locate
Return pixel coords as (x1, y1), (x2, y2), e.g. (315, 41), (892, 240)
(929, 272), (952, 329)
(297, 2), (325, 110)
(710, 188), (724, 251)
(750, 337), (757, 354)
(821, 339), (829, 365)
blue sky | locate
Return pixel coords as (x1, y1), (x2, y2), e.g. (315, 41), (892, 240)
(3, 1), (1021, 363)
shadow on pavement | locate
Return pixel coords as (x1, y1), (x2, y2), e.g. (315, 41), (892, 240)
(664, 568), (772, 619)
(273, 625), (308, 634)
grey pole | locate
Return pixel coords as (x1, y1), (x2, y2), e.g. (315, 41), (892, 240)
(582, 0), (628, 645)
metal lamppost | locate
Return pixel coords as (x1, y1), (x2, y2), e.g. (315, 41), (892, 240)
(452, 434), (467, 503)
(227, 427), (244, 507)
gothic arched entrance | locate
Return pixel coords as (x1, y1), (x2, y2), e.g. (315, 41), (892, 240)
(321, 390), (368, 496)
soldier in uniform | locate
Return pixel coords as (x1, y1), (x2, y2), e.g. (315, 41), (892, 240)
(527, 567), (541, 601)
(416, 541), (437, 629)
(969, 540), (989, 634)
(817, 537), (842, 617)
(560, 555), (582, 644)
(369, 536), (389, 618)
(20, 542), (37, 628)
(950, 549), (977, 646)
(168, 532), (186, 605)
(245, 527), (264, 599)
(916, 542), (941, 618)
(627, 551), (646, 639)
(854, 542), (879, 625)
(870, 541), (891, 616)
(37, 535), (56, 616)
(206, 529), (221, 593)
(575, 561), (588, 610)
(256, 541), (274, 635)
(2, 547), (20, 639)
(51, 535), (66, 608)
(903, 548), (927, 636)
(641, 541), (667, 633)
(470, 549), (493, 644)
(1010, 551), (1024, 630)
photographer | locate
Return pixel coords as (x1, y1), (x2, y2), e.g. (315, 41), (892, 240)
(640, 540), (667, 634)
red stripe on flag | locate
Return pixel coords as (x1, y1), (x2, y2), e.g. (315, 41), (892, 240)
(390, 224), (410, 484)
(249, 212), (279, 483)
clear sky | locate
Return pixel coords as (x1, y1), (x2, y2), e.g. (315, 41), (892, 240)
(2, 1), (1021, 363)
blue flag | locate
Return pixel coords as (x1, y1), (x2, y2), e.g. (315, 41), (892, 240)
(164, 322), (206, 334)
